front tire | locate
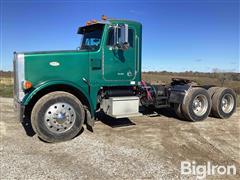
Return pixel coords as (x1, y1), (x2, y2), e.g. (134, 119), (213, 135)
(182, 88), (212, 122)
(31, 91), (85, 143)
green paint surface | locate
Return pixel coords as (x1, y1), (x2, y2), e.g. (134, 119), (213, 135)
(23, 20), (142, 112)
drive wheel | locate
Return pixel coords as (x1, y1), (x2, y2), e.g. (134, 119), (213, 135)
(182, 88), (211, 122)
(211, 88), (236, 119)
(208, 87), (220, 98)
(174, 104), (185, 120)
(31, 91), (85, 142)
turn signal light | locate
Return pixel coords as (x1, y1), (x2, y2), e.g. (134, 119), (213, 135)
(22, 80), (32, 90)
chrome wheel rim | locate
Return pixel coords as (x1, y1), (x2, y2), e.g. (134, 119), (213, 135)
(44, 103), (76, 133)
(221, 93), (234, 113)
(192, 95), (208, 116)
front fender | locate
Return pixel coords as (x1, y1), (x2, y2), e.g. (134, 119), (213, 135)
(22, 80), (94, 115)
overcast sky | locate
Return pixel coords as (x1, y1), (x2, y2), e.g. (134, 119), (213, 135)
(0, 0), (239, 72)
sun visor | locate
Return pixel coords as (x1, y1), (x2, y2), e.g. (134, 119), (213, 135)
(77, 23), (105, 34)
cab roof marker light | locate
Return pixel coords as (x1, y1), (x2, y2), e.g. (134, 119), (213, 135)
(101, 15), (107, 21)
(91, 19), (97, 24)
(86, 21), (91, 26)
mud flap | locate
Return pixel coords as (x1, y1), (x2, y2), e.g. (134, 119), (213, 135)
(84, 107), (95, 128)
(169, 84), (191, 104)
(14, 98), (25, 123)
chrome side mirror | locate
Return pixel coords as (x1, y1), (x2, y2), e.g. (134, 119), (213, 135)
(120, 24), (129, 50)
(120, 24), (128, 45)
(113, 24), (129, 50)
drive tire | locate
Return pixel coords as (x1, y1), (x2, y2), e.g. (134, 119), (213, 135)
(208, 87), (220, 98)
(211, 88), (236, 119)
(174, 104), (185, 120)
(182, 88), (211, 122)
(31, 91), (85, 143)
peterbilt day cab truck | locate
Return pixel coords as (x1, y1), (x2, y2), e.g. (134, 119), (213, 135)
(14, 16), (237, 142)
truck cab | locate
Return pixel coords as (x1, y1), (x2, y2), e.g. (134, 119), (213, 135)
(14, 17), (236, 142)
(14, 18), (143, 142)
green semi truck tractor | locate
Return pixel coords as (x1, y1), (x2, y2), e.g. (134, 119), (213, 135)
(13, 16), (237, 142)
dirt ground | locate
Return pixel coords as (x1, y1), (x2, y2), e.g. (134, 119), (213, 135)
(0, 97), (239, 179)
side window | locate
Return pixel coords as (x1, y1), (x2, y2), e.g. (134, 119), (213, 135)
(80, 28), (103, 51)
(106, 28), (134, 47)
(85, 38), (100, 46)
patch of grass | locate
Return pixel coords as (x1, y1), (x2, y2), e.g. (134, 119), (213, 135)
(0, 77), (13, 97)
(0, 77), (13, 85)
(0, 84), (13, 98)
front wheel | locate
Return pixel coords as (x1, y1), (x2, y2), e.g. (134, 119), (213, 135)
(182, 88), (212, 122)
(31, 91), (85, 143)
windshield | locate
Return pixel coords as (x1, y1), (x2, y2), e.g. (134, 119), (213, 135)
(80, 24), (104, 51)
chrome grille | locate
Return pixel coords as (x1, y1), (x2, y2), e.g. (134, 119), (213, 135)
(13, 53), (25, 102)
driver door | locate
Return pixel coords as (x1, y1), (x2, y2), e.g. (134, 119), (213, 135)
(103, 26), (137, 81)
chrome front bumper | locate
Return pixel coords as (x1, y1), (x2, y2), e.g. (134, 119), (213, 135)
(14, 98), (25, 122)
